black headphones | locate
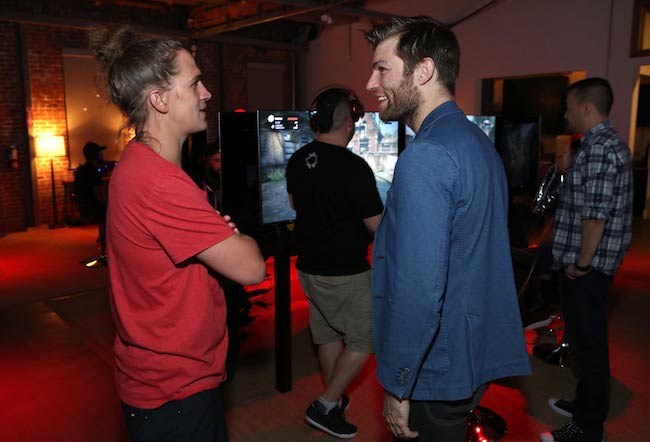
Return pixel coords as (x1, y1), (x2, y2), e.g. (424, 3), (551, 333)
(309, 87), (364, 133)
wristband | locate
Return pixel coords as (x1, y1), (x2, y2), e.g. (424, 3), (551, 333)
(574, 262), (592, 272)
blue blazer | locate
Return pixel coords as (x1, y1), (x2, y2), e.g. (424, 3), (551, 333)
(371, 101), (531, 401)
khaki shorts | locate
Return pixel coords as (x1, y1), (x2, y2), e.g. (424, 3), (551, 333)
(298, 270), (373, 354)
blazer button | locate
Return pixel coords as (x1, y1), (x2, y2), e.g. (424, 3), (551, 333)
(396, 367), (410, 386)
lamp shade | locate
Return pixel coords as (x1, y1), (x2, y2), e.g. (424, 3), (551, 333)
(35, 135), (66, 158)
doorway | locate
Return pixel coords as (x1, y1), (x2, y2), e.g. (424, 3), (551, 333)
(630, 66), (650, 218)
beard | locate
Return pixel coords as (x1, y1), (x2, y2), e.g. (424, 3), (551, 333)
(379, 75), (422, 124)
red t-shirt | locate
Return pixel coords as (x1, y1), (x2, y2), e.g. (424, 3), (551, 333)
(107, 141), (235, 409)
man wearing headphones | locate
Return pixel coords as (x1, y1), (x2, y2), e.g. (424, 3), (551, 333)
(286, 88), (383, 439)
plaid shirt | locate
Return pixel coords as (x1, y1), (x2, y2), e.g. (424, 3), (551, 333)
(552, 121), (633, 275)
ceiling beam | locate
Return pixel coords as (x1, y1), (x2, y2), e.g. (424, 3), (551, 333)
(192, 8), (310, 38)
(0, 11), (191, 39)
(264, 0), (402, 21)
(0, 6), (305, 51)
(201, 33), (308, 52)
(191, 1), (340, 38)
(191, 0), (400, 38)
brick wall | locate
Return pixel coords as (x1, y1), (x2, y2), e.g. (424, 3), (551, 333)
(27, 24), (85, 226)
(0, 23), (30, 234)
(0, 23), (295, 234)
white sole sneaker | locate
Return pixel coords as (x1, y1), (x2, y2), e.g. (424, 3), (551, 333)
(524, 314), (554, 331)
(304, 414), (357, 439)
(540, 432), (554, 442)
(548, 397), (574, 417)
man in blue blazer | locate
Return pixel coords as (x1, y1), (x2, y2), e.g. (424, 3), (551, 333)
(365, 16), (531, 441)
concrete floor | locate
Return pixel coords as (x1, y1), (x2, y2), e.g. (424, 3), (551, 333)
(1, 223), (649, 441)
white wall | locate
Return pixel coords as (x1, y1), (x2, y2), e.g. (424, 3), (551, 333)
(297, 23), (375, 108)
(299, 0), (650, 147)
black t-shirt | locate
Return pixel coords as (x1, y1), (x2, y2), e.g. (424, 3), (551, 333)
(286, 140), (384, 276)
(74, 162), (104, 207)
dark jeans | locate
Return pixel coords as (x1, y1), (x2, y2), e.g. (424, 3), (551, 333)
(561, 270), (613, 436)
(395, 383), (489, 442)
(79, 203), (106, 253)
(121, 387), (228, 442)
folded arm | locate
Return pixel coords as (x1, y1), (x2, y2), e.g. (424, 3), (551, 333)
(197, 234), (266, 285)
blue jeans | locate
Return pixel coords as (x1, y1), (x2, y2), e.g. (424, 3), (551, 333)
(121, 387), (228, 442)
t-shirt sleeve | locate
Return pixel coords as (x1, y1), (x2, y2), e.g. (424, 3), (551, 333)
(348, 158), (384, 219)
(143, 171), (236, 264)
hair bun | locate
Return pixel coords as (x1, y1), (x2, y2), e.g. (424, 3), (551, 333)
(88, 25), (137, 68)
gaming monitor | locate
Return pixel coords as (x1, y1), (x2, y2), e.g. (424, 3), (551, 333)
(495, 116), (541, 195)
(347, 112), (399, 205)
(466, 115), (496, 144)
(258, 110), (312, 225)
(404, 114), (496, 146)
(404, 115), (539, 195)
(257, 110), (400, 225)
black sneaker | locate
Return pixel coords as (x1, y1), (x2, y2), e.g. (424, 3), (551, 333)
(305, 400), (357, 439)
(337, 394), (350, 413)
(548, 398), (574, 417)
(540, 421), (603, 442)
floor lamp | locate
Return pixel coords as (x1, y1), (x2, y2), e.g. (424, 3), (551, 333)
(35, 135), (66, 228)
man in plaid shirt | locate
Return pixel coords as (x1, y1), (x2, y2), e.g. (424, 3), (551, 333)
(542, 78), (633, 442)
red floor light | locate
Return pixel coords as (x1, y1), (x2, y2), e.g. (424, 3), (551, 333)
(469, 425), (492, 442)
(467, 405), (506, 442)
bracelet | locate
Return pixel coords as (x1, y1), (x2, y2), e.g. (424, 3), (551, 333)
(574, 262), (592, 272)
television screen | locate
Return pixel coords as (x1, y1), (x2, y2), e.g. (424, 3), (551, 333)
(347, 112), (399, 205)
(502, 76), (568, 135)
(466, 115), (496, 144)
(258, 110), (312, 225)
(258, 110), (401, 225)
(219, 112), (261, 232)
(404, 124), (416, 145)
(403, 114), (496, 147)
(495, 116), (541, 195)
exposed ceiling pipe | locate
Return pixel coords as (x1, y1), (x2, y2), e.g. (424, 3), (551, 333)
(192, 6), (319, 37)
(111, 0), (172, 12)
(192, 0), (351, 37)
(191, 0), (402, 38)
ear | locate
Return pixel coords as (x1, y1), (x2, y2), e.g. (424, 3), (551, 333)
(415, 57), (435, 86)
(148, 89), (169, 114)
(584, 101), (596, 116)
